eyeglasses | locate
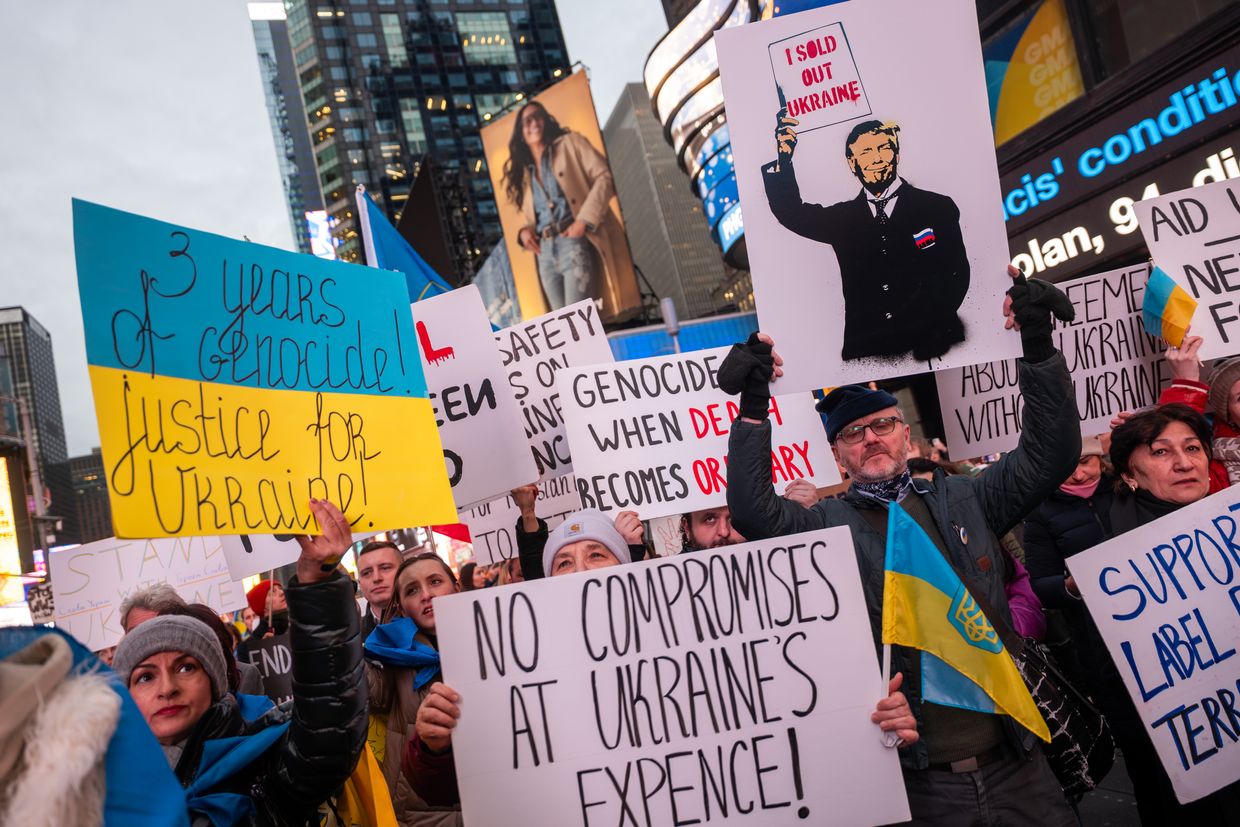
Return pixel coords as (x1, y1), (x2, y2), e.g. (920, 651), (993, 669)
(835, 416), (904, 445)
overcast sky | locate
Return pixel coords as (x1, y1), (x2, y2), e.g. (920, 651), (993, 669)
(0, 1), (667, 456)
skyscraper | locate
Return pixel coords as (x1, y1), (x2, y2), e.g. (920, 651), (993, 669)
(250, 2), (326, 256)
(276, 0), (571, 281)
(0, 307), (73, 559)
(603, 83), (730, 320)
(70, 448), (112, 545)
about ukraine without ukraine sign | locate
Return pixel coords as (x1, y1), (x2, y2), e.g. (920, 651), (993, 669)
(72, 199), (457, 538)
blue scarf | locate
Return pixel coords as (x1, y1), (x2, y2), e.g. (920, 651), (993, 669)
(364, 617), (441, 690)
(184, 721), (291, 826)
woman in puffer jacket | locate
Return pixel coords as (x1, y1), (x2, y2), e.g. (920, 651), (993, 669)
(112, 499), (368, 827)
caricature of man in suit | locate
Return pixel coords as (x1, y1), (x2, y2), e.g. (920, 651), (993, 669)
(762, 113), (969, 362)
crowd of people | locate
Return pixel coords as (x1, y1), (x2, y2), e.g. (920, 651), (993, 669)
(4, 273), (1240, 826)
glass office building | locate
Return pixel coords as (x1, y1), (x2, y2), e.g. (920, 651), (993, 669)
(279, 0), (571, 282)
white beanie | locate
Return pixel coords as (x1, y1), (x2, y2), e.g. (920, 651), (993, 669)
(543, 510), (631, 577)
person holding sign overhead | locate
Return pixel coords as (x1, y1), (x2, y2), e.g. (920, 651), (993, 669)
(110, 498), (367, 827)
(763, 114), (970, 363)
(721, 266), (1080, 824)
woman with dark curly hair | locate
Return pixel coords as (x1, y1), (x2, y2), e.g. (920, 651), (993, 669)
(500, 100), (627, 312)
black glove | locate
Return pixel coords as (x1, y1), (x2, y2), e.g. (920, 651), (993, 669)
(718, 333), (775, 420)
(1007, 274), (1074, 363)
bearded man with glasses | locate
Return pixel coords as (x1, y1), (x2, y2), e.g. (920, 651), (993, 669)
(717, 266), (1082, 826)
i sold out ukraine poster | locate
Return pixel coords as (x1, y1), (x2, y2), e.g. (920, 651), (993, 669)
(73, 199), (457, 538)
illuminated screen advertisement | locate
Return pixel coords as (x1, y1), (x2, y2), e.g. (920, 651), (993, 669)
(305, 210), (338, 260)
(0, 458), (24, 604)
(1001, 44), (1240, 280)
(479, 70), (641, 323)
(983, 0), (1084, 145)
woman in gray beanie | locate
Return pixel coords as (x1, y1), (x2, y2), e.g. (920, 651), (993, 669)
(112, 499), (368, 826)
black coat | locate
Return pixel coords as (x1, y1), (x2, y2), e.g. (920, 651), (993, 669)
(1022, 479), (1115, 609)
(175, 572), (367, 826)
(727, 352), (1080, 770)
(762, 163), (969, 360)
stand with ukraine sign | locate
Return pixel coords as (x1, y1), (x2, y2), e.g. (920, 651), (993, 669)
(72, 199), (457, 537)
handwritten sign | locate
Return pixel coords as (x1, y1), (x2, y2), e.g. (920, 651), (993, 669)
(248, 633), (294, 705)
(495, 300), (614, 481)
(48, 535), (246, 651)
(460, 474), (582, 565)
(559, 348), (839, 521)
(219, 529), (381, 580)
(936, 263), (1171, 458)
(72, 199), (456, 538)
(1066, 487), (1240, 803)
(768, 22), (871, 133)
(716, 0), (1021, 389)
(437, 527), (908, 826)
(1136, 178), (1240, 360)
(412, 285), (538, 509)
(26, 581), (54, 624)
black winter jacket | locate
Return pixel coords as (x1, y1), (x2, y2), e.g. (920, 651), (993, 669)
(174, 571), (368, 826)
(726, 352), (1079, 770)
(1022, 479), (1114, 609)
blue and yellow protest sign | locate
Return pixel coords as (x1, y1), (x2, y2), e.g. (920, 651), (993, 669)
(73, 199), (457, 538)
(1141, 265), (1197, 348)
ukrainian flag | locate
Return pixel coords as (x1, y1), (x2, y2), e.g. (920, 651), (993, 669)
(1142, 265), (1197, 347)
(882, 503), (1049, 742)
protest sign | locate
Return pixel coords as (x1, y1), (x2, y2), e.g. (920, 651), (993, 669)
(49, 535), (246, 651)
(25, 581), (54, 624)
(436, 527), (910, 826)
(936, 263), (1171, 458)
(495, 299), (614, 480)
(72, 199), (456, 538)
(461, 474), (582, 565)
(248, 633), (294, 705)
(220, 530), (382, 580)
(647, 513), (685, 557)
(559, 348), (839, 520)
(1136, 178), (1240, 360)
(411, 285), (538, 509)
(716, 0), (1021, 391)
(1066, 486), (1240, 803)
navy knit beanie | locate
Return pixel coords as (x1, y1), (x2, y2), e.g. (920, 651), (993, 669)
(817, 385), (901, 443)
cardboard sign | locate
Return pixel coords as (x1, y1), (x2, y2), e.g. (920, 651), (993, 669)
(559, 348), (839, 521)
(937, 263), (1171, 458)
(1066, 487), (1240, 803)
(247, 633), (294, 705)
(1136, 178), (1240, 360)
(436, 527), (909, 826)
(411, 285), (539, 509)
(460, 474), (582, 565)
(495, 300), (614, 481)
(26, 581), (54, 625)
(716, 0), (1021, 390)
(49, 535), (246, 651)
(72, 199), (456, 538)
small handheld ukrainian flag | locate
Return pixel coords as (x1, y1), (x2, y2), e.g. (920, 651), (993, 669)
(1142, 265), (1197, 347)
(882, 503), (1050, 742)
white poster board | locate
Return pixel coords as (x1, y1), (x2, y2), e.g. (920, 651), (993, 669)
(411, 285), (538, 508)
(937, 263), (1171, 458)
(49, 536), (246, 650)
(1136, 178), (1240, 360)
(559, 347), (839, 520)
(460, 474), (582, 565)
(716, 0), (1021, 391)
(495, 300), (615, 480)
(436, 526), (910, 826)
(1066, 486), (1240, 803)
(219, 530), (385, 580)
